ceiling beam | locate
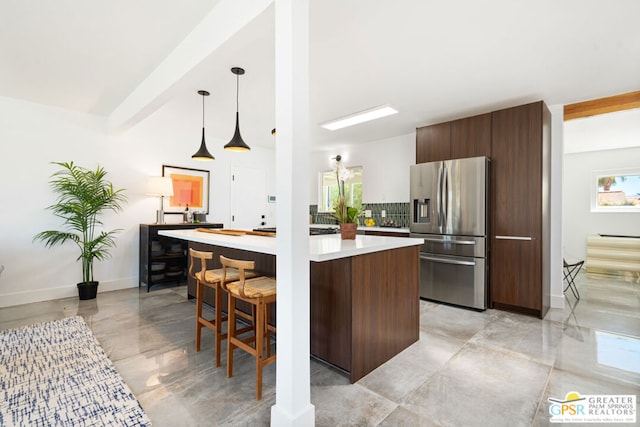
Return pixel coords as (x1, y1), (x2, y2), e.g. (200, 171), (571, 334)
(564, 90), (640, 121)
(107, 0), (273, 135)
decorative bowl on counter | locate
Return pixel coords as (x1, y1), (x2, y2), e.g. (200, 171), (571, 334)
(379, 220), (401, 228)
(364, 218), (375, 227)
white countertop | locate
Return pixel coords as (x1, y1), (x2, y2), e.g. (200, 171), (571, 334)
(158, 228), (423, 262)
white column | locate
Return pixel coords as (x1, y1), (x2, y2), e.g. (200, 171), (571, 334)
(549, 104), (564, 309)
(271, 0), (315, 426)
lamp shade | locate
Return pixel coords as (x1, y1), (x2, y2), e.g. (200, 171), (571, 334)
(192, 90), (215, 161)
(224, 67), (251, 151)
(147, 176), (174, 196)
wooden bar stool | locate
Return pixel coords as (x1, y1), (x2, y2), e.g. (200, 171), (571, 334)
(188, 248), (256, 367)
(220, 255), (276, 400)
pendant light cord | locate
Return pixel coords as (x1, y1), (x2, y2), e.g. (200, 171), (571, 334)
(202, 93), (205, 127)
(236, 73), (239, 113)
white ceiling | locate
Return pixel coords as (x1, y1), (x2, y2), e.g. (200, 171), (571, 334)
(1, 0), (639, 150)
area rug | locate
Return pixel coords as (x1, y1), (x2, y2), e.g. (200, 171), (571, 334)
(0, 316), (151, 426)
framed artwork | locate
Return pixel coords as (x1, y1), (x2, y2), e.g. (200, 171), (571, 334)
(162, 165), (210, 214)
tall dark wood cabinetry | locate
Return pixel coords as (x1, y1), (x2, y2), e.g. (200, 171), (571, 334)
(451, 113), (492, 160)
(415, 101), (551, 318)
(490, 101), (550, 318)
(416, 113), (491, 163)
(139, 223), (223, 292)
(416, 122), (451, 163)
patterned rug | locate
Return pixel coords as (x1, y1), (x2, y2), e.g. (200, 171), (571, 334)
(0, 316), (151, 426)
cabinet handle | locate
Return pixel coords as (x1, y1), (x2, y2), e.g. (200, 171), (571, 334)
(495, 235), (533, 241)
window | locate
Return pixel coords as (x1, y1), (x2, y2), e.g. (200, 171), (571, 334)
(319, 166), (363, 212)
(591, 168), (640, 212)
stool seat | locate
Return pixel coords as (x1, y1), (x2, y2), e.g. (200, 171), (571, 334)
(227, 276), (276, 298)
(195, 268), (256, 285)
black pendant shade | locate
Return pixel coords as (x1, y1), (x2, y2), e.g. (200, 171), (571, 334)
(192, 90), (214, 161)
(224, 67), (250, 151)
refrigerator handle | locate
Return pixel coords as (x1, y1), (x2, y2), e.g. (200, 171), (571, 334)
(420, 254), (476, 266)
(436, 164), (443, 228)
(423, 237), (477, 245)
(443, 165), (449, 227)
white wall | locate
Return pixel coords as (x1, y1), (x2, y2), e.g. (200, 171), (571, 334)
(0, 96), (274, 307)
(563, 109), (640, 262)
(564, 109), (640, 154)
(563, 146), (640, 261)
(309, 132), (415, 205)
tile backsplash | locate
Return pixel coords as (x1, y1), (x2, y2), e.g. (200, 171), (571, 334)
(310, 202), (409, 227)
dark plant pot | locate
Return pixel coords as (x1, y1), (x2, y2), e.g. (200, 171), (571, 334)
(77, 281), (99, 300)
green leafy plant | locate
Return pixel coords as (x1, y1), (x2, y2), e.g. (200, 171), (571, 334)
(333, 196), (362, 224)
(598, 176), (626, 191)
(34, 161), (127, 284)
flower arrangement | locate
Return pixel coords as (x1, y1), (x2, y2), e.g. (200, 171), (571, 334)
(332, 155), (361, 224)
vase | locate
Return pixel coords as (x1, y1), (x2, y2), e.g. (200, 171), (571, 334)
(340, 222), (357, 240)
(77, 281), (99, 300)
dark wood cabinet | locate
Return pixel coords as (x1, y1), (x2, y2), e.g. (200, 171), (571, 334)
(489, 101), (550, 318)
(416, 122), (451, 163)
(416, 113), (491, 163)
(451, 113), (492, 159)
(139, 223), (222, 292)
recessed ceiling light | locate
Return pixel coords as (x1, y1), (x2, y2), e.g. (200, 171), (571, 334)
(320, 105), (398, 131)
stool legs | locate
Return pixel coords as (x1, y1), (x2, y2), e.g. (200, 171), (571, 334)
(227, 291), (236, 379)
(255, 299), (265, 400)
(195, 279), (226, 367)
(214, 284), (224, 368)
(226, 293), (275, 400)
(195, 280), (204, 352)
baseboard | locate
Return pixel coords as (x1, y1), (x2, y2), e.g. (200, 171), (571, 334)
(550, 293), (565, 309)
(0, 277), (138, 308)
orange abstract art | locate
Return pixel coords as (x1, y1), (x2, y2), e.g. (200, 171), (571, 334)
(168, 173), (204, 210)
(162, 165), (209, 214)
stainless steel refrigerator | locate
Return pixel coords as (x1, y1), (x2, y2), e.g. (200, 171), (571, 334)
(410, 156), (489, 310)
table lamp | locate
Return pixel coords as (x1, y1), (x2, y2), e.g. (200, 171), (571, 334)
(147, 177), (174, 224)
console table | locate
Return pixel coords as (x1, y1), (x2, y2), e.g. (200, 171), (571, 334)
(139, 223), (223, 291)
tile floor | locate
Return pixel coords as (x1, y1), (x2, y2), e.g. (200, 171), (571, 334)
(0, 273), (638, 426)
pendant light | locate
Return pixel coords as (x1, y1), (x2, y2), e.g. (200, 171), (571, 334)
(224, 67), (251, 151)
(192, 90), (214, 161)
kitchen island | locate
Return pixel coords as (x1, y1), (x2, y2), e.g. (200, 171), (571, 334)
(159, 228), (423, 382)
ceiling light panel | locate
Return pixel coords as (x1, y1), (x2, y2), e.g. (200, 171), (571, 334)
(320, 105), (398, 131)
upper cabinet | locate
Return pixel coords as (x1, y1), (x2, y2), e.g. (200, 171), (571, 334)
(451, 113), (492, 160)
(416, 122), (450, 163)
(416, 113), (491, 163)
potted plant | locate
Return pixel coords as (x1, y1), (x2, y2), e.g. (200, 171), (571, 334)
(34, 161), (127, 300)
(332, 156), (362, 239)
